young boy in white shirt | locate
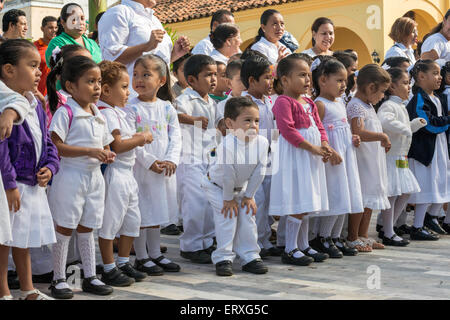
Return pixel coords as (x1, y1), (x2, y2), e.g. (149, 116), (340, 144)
(175, 54), (221, 264)
(204, 96), (269, 276)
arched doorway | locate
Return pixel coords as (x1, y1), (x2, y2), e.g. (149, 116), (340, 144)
(332, 27), (372, 67)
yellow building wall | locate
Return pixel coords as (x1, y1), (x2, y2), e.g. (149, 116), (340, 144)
(166, 0), (448, 67)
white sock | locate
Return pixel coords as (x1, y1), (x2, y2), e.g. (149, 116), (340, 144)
(90, 278), (105, 286)
(285, 216), (304, 258)
(382, 196), (396, 238)
(445, 205), (450, 224)
(77, 232), (96, 279)
(146, 228), (162, 259)
(116, 256), (129, 267)
(429, 203), (442, 218)
(298, 217), (317, 253)
(103, 263), (116, 273)
(134, 229), (149, 261)
(52, 232), (71, 289)
(331, 215), (345, 239)
(319, 216), (337, 238)
(413, 203), (429, 228)
(393, 194), (410, 226)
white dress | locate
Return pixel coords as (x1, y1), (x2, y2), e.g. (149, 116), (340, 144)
(269, 101), (328, 215)
(347, 97), (390, 210)
(409, 96), (450, 204)
(316, 97), (363, 216)
(0, 173), (12, 245)
(126, 97), (182, 227)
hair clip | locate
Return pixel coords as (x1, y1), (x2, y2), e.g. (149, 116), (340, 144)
(382, 64), (391, 71)
(310, 58), (321, 72)
(52, 46), (61, 62)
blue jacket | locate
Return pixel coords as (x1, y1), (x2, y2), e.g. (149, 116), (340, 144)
(0, 102), (60, 190)
(406, 87), (449, 166)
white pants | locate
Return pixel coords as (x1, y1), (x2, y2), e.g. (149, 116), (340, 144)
(178, 164), (215, 252)
(255, 176), (273, 249)
(204, 181), (260, 265)
(99, 165), (141, 240)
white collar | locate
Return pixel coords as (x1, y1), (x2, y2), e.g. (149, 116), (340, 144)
(23, 91), (38, 109)
(184, 87), (212, 104)
(389, 95), (408, 105)
(211, 49), (229, 64)
(242, 91), (268, 105)
(122, 0), (154, 16)
(67, 97), (105, 123)
(260, 36), (279, 49)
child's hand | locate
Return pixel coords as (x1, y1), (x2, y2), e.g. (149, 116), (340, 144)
(222, 199), (239, 219)
(380, 133), (391, 153)
(88, 148), (110, 162)
(352, 134), (361, 148)
(133, 132), (153, 146)
(330, 149), (343, 166)
(6, 188), (20, 212)
(162, 161), (177, 176)
(241, 197), (257, 216)
(0, 109), (19, 140)
(320, 141), (333, 162)
(36, 167), (53, 187)
(194, 116), (209, 130)
(104, 151), (116, 164)
(150, 160), (165, 174)
(310, 145), (331, 160)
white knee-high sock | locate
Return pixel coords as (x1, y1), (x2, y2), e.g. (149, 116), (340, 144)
(331, 215), (345, 239)
(298, 217), (317, 253)
(382, 196), (396, 238)
(77, 232), (96, 279)
(146, 228), (162, 259)
(429, 203), (442, 219)
(52, 232), (71, 282)
(319, 216), (337, 238)
(413, 203), (429, 228)
(134, 229), (149, 261)
(285, 216), (304, 258)
(393, 194), (410, 226)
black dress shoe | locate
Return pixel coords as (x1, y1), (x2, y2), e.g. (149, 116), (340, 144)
(180, 250), (212, 264)
(152, 255), (181, 272)
(396, 224), (412, 235)
(161, 224), (182, 236)
(382, 234), (410, 246)
(332, 238), (358, 256)
(216, 260), (233, 276)
(242, 258), (268, 274)
(82, 276), (114, 295)
(281, 249), (314, 266)
(438, 216), (445, 224)
(203, 245), (216, 255)
(268, 246), (284, 256)
(259, 248), (270, 259)
(177, 225), (184, 233)
(32, 271), (54, 284)
(118, 262), (147, 282)
(376, 224), (383, 233)
(442, 223), (450, 234)
(311, 236), (343, 259)
(393, 226), (405, 236)
(7, 270), (20, 290)
(424, 213), (447, 234)
(49, 279), (74, 300)
(378, 230), (385, 239)
(301, 247), (329, 262)
(160, 245), (168, 254)
(410, 227), (440, 241)
(101, 267), (134, 287)
(134, 258), (165, 275)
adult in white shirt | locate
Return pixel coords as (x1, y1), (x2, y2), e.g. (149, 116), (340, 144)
(385, 17), (418, 64)
(421, 9), (450, 66)
(192, 9), (235, 56)
(98, 0), (190, 85)
(210, 23), (242, 65)
(302, 17), (335, 58)
(250, 9), (291, 65)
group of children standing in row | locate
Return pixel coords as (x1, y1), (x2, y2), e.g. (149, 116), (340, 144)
(0, 16), (449, 300)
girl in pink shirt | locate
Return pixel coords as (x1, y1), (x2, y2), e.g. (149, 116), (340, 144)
(269, 53), (337, 266)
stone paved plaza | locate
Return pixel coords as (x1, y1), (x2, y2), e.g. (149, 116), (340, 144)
(23, 213), (450, 300)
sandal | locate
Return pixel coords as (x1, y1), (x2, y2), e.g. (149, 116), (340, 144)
(19, 289), (54, 300)
(0, 295), (13, 300)
(346, 239), (372, 252)
(361, 237), (385, 249)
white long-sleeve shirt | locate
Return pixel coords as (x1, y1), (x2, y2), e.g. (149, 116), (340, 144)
(0, 79), (32, 124)
(208, 134), (269, 201)
(126, 97), (181, 170)
(192, 35), (214, 56)
(384, 42), (416, 64)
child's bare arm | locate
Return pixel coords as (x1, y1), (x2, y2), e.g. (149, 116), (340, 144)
(51, 131), (109, 162)
(110, 130), (153, 154)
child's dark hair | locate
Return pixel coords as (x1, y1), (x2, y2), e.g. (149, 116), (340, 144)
(356, 64), (391, 93)
(240, 55), (271, 89)
(98, 60), (127, 88)
(311, 17), (334, 47)
(276, 53), (312, 79)
(46, 45), (90, 114)
(311, 56), (346, 98)
(210, 23), (239, 50)
(437, 61), (450, 95)
(240, 48), (268, 61)
(376, 67), (408, 110)
(332, 51), (357, 70)
(224, 96), (258, 120)
(225, 59), (243, 79)
(173, 53), (192, 74)
(0, 39), (37, 78)
(135, 54), (174, 102)
(409, 59), (436, 94)
(183, 54), (216, 84)
(382, 56), (410, 69)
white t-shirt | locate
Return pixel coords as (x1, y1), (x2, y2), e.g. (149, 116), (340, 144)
(421, 32), (450, 63)
(98, 100), (136, 168)
(251, 37), (292, 65)
(49, 97), (114, 170)
(192, 35), (214, 56)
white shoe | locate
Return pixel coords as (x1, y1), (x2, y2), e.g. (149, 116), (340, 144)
(0, 295), (13, 300)
(19, 289), (54, 300)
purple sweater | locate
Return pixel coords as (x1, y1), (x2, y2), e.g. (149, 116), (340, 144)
(0, 101), (60, 190)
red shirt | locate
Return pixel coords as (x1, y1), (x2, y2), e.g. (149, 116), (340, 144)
(34, 38), (50, 96)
